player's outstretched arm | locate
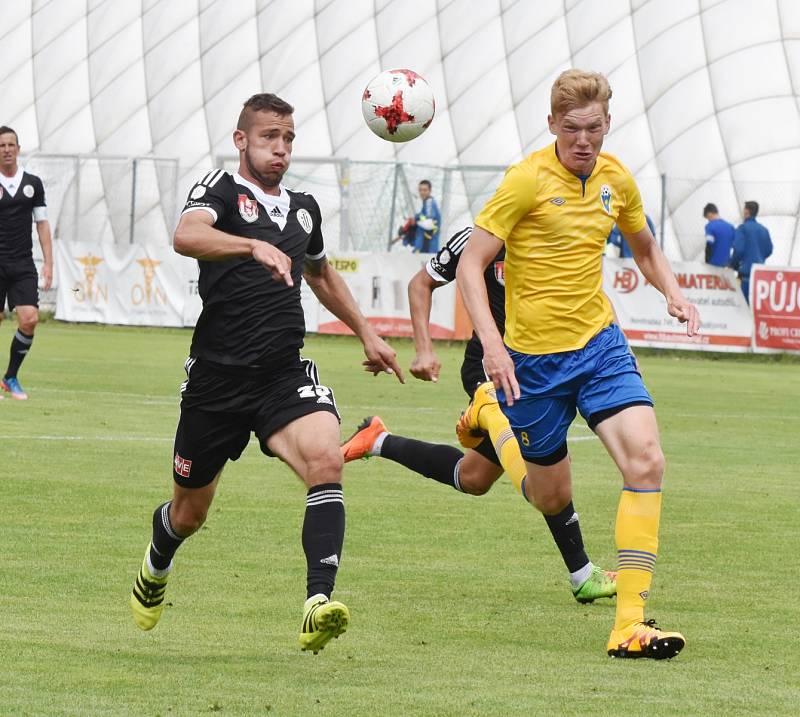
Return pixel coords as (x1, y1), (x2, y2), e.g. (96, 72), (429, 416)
(304, 258), (404, 383)
(456, 226), (520, 404)
(625, 226), (700, 336)
(174, 210), (293, 285)
(36, 220), (53, 291)
(408, 269), (443, 382)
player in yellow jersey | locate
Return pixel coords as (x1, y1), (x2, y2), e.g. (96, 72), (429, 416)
(457, 69), (699, 660)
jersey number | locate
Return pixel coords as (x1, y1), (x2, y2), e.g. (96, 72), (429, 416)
(298, 385), (331, 399)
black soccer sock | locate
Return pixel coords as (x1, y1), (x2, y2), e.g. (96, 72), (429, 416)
(303, 483), (345, 599)
(5, 330), (33, 379)
(380, 435), (466, 491)
(542, 501), (591, 574)
(149, 501), (185, 571)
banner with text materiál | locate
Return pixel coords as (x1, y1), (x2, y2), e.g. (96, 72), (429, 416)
(603, 258), (752, 352)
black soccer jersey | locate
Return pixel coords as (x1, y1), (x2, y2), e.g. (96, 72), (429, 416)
(181, 169), (326, 368)
(0, 170), (46, 261)
(426, 226), (506, 365)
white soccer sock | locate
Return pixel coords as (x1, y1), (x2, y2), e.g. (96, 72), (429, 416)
(370, 431), (389, 456)
(569, 561), (594, 590)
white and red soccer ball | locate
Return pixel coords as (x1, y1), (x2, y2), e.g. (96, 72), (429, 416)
(362, 69), (435, 142)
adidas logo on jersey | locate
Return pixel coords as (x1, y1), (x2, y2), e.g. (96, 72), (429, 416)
(320, 554), (339, 567)
(270, 206), (283, 217)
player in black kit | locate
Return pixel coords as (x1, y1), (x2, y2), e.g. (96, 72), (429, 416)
(129, 94), (403, 654)
(0, 127), (52, 400)
(341, 227), (617, 604)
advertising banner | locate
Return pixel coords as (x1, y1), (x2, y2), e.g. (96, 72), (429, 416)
(603, 258), (752, 352)
(750, 265), (800, 354)
(316, 252), (456, 338)
(55, 241), (197, 327)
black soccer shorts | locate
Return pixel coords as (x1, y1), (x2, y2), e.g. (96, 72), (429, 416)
(460, 356), (501, 467)
(0, 259), (39, 310)
(172, 355), (340, 488)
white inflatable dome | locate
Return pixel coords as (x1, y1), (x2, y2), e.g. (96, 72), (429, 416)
(3, 0), (799, 263)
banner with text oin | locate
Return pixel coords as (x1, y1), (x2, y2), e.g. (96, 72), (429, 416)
(55, 240), (198, 327)
(603, 258), (752, 352)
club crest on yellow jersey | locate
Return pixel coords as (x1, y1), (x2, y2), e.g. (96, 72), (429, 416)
(600, 184), (612, 215)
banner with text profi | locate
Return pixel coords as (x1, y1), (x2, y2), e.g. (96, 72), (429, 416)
(749, 265), (800, 354)
(603, 258), (752, 352)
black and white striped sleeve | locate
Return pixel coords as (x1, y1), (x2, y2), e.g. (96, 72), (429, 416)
(425, 226), (472, 284)
(181, 169), (228, 224)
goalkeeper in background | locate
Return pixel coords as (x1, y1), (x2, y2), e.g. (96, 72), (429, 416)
(411, 179), (441, 253)
(341, 226), (617, 605)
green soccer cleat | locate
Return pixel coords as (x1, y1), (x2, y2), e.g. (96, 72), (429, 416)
(130, 545), (170, 631)
(573, 566), (617, 604)
(299, 594), (350, 654)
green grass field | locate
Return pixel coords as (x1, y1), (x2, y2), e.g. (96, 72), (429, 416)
(1, 321), (798, 716)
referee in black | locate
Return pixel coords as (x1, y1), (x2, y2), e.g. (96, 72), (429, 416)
(0, 126), (52, 400)
(130, 93), (404, 654)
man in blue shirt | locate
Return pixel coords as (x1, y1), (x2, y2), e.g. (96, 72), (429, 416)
(607, 214), (655, 257)
(703, 203), (735, 266)
(731, 201), (773, 303)
(412, 180), (441, 253)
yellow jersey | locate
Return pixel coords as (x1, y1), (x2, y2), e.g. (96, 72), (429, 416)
(474, 143), (646, 354)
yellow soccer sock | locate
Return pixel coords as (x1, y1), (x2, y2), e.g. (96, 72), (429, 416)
(614, 488), (662, 631)
(479, 402), (526, 493)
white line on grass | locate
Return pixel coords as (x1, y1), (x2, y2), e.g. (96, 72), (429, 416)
(0, 434), (173, 443)
(0, 433), (597, 445)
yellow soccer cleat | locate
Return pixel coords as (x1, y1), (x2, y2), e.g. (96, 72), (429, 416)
(607, 619), (685, 660)
(299, 594), (350, 654)
(130, 545), (170, 631)
(455, 381), (497, 449)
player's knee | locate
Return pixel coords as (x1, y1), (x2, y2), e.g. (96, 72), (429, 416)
(18, 312), (38, 334)
(303, 446), (344, 487)
(625, 442), (665, 488)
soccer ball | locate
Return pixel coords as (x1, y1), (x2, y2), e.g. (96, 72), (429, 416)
(362, 69), (435, 142)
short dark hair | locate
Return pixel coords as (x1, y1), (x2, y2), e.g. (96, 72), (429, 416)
(703, 202), (718, 217)
(237, 93), (294, 130)
(744, 200), (759, 217)
(0, 126), (19, 145)
(419, 180), (432, 190)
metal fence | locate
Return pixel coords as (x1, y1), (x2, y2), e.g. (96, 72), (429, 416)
(19, 153), (800, 265)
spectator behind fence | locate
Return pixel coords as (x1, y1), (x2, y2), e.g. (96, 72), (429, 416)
(730, 200), (773, 303)
(702, 203), (735, 267)
(410, 180), (441, 253)
(607, 214), (655, 258)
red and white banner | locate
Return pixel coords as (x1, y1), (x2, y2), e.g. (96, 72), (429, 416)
(750, 265), (800, 354)
(603, 259), (752, 352)
(316, 252), (456, 338)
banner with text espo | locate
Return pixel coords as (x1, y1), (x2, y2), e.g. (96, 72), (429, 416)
(603, 258), (752, 352)
(55, 241), (197, 327)
(749, 265), (800, 354)
(316, 252), (456, 338)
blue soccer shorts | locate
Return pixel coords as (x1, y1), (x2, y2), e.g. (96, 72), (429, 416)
(498, 324), (653, 465)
